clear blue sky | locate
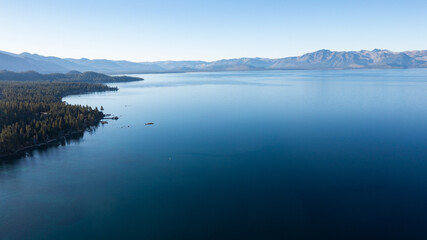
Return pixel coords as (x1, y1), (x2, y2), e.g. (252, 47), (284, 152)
(1, 0), (426, 61)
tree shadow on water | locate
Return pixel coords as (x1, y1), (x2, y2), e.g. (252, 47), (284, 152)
(0, 126), (99, 173)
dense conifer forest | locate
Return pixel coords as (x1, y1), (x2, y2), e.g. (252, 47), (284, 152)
(0, 81), (117, 157)
(0, 70), (143, 83)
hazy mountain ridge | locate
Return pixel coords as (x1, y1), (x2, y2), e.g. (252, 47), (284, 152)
(404, 50), (427, 61)
(1, 49), (426, 74)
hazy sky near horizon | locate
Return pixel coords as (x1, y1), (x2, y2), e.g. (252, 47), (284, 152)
(1, 0), (426, 61)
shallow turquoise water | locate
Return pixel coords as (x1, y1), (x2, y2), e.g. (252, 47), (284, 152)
(2, 69), (427, 239)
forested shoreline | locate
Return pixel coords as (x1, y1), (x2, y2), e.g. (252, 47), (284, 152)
(0, 81), (117, 158)
(0, 70), (143, 83)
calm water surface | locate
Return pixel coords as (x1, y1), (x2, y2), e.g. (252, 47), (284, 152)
(1, 69), (427, 239)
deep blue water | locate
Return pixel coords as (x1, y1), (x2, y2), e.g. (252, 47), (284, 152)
(1, 69), (427, 239)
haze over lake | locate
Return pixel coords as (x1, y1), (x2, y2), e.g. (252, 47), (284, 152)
(1, 69), (427, 239)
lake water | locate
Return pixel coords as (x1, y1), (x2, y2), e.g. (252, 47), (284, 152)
(2, 69), (427, 239)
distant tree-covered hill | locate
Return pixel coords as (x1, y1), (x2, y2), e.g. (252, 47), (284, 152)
(0, 70), (143, 83)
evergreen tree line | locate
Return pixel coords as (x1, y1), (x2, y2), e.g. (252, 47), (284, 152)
(0, 70), (143, 83)
(0, 81), (117, 155)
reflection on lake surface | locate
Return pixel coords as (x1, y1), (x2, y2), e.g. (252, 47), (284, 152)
(1, 69), (427, 239)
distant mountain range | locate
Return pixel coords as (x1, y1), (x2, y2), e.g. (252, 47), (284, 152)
(1, 49), (427, 74)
